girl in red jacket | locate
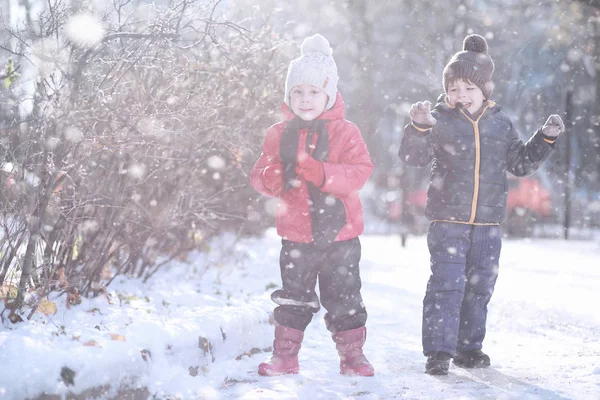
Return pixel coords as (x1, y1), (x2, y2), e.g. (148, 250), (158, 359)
(250, 33), (375, 377)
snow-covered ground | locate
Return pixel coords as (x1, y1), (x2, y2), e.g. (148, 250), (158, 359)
(1, 229), (599, 399)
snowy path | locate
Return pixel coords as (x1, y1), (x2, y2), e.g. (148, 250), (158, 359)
(219, 235), (600, 400)
(1, 232), (599, 399)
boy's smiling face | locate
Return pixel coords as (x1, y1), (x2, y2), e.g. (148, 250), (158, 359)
(289, 84), (329, 121)
(446, 78), (485, 115)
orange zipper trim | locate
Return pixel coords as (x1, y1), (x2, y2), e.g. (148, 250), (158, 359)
(458, 103), (490, 224)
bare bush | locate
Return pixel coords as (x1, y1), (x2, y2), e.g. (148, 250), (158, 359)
(0, 0), (285, 313)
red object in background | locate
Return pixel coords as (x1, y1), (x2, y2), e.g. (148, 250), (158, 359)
(506, 176), (552, 217)
(385, 189), (427, 223)
(394, 177), (552, 220)
(382, 176), (552, 236)
(406, 190), (427, 208)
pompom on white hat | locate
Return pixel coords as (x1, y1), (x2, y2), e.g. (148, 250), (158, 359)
(284, 34), (339, 111)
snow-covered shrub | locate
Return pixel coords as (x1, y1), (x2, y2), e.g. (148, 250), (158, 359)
(0, 0), (285, 310)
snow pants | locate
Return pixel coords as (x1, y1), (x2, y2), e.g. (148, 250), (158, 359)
(422, 222), (502, 356)
(271, 238), (367, 333)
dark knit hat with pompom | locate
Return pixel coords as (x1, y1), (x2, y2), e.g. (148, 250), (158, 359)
(443, 34), (495, 99)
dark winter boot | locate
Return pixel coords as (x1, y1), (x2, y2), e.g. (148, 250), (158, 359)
(425, 351), (452, 375)
(453, 349), (491, 368)
(258, 325), (304, 376)
(332, 326), (375, 376)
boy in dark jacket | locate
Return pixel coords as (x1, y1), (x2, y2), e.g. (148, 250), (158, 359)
(250, 33), (375, 377)
(399, 34), (564, 375)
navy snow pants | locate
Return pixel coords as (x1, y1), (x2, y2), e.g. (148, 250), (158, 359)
(422, 222), (502, 356)
(271, 238), (367, 333)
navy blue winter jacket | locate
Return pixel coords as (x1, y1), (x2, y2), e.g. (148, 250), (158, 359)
(399, 95), (557, 224)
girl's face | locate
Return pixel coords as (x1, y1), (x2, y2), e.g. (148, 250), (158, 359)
(289, 84), (329, 121)
(447, 78), (485, 115)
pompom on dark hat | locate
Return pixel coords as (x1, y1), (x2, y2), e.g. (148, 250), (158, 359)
(443, 34), (495, 99)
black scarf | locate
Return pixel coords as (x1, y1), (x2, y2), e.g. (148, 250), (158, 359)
(280, 119), (347, 249)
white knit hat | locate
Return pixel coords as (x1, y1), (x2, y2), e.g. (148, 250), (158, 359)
(284, 34), (339, 110)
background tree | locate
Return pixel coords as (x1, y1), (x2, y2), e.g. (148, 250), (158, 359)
(244, 0), (599, 231)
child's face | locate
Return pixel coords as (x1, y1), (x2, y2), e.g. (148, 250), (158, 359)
(447, 78), (485, 115)
(289, 84), (329, 121)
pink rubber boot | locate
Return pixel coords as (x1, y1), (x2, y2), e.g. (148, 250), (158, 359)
(258, 325), (304, 376)
(332, 326), (375, 376)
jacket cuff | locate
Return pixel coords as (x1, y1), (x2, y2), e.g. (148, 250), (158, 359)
(411, 121), (433, 133)
(542, 135), (557, 144)
(535, 127), (558, 145)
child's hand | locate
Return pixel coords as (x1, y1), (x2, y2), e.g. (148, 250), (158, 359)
(296, 151), (325, 187)
(409, 101), (437, 126)
(542, 114), (565, 138)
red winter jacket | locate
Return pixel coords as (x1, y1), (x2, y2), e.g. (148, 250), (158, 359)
(250, 93), (374, 243)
